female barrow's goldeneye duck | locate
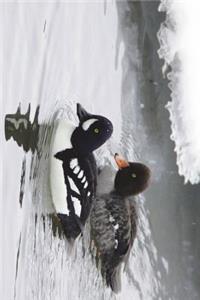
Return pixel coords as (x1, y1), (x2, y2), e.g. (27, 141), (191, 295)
(50, 103), (113, 240)
(90, 154), (151, 293)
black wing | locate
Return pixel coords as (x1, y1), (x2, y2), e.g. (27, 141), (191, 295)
(55, 151), (97, 239)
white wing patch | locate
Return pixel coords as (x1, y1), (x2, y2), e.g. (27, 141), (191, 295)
(82, 118), (98, 131)
(68, 177), (80, 196)
(114, 239), (119, 249)
(70, 158), (78, 169)
(69, 160), (90, 193)
(109, 215), (115, 223)
(114, 224), (119, 230)
(73, 166), (80, 174)
(81, 176), (86, 183)
(83, 181), (88, 189)
(109, 214), (119, 249)
(68, 177), (81, 216)
(78, 170), (84, 179)
(71, 196), (81, 217)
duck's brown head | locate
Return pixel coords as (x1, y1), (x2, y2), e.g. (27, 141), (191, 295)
(114, 154), (151, 197)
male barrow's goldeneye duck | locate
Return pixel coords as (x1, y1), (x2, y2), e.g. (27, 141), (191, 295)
(50, 103), (113, 240)
(90, 154), (151, 293)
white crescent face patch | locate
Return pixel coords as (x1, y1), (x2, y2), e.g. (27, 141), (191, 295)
(82, 118), (98, 131)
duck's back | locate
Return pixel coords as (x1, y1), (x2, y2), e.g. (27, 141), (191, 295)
(91, 193), (137, 292)
(91, 193), (137, 259)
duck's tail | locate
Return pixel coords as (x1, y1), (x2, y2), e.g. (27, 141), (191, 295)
(57, 213), (81, 240)
(99, 253), (121, 293)
(105, 265), (122, 293)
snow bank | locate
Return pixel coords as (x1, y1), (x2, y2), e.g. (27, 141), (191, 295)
(157, 0), (200, 184)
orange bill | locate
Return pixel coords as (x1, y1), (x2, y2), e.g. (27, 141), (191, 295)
(114, 153), (129, 169)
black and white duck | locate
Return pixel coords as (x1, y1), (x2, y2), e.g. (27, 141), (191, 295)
(90, 154), (151, 293)
(50, 103), (113, 240)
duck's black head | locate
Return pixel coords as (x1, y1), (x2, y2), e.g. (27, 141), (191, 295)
(71, 103), (113, 155)
(114, 154), (151, 197)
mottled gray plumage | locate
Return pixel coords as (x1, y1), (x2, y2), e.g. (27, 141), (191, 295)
(90, 158), (151, 293)
(90, 193), (138, 292)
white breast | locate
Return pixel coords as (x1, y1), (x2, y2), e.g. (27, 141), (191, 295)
(50, 120), (76, 215)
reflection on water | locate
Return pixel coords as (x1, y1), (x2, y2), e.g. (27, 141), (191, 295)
(5, 104), (40, 208)
(19, 157), (26, 207)
(4, 104), (65, 240)
(5, 104), (40, 153)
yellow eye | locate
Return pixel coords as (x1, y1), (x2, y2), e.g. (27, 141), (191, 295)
(94, 128), (99, 134)
(131, 173), (136, 178)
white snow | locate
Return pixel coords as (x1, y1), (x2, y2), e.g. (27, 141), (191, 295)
(158, 0), (200, 184)
(161, 256), (169, 274)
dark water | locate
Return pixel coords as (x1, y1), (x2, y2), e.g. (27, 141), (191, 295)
(117, 1), (200, 299)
